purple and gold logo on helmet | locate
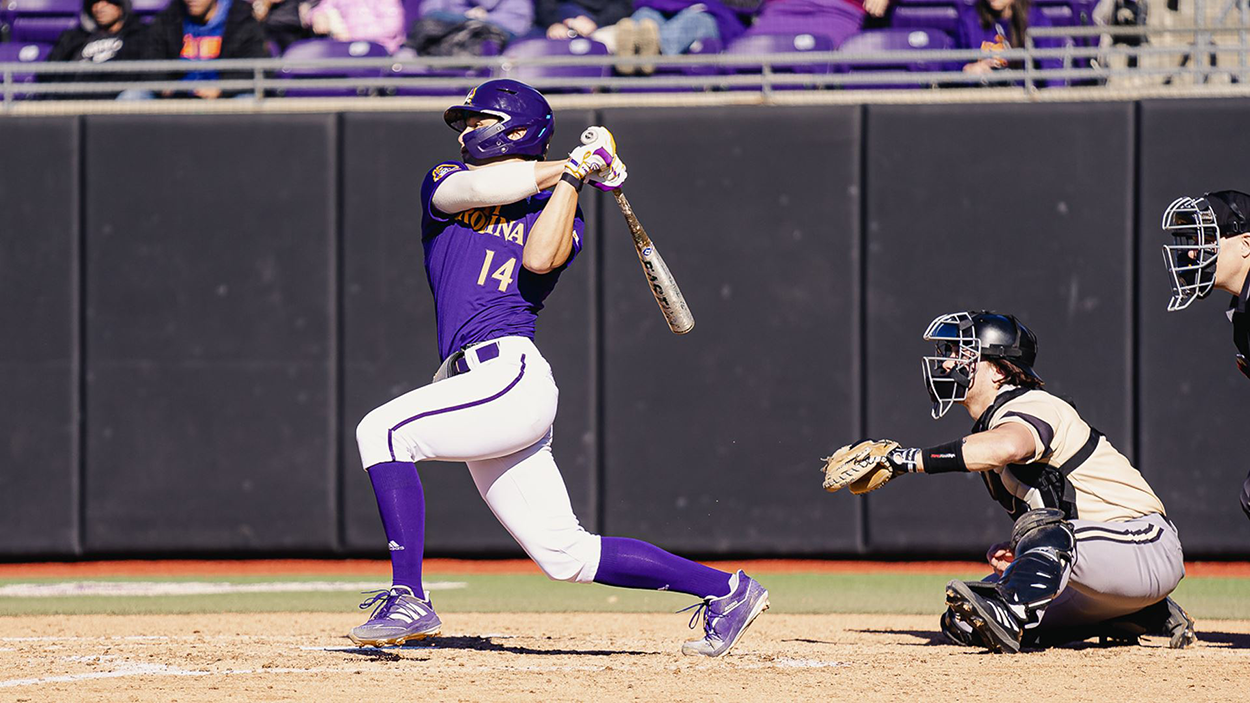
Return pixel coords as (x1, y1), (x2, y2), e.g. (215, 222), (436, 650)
(432, 164), (461, 181)
(463, 87), (476, 105)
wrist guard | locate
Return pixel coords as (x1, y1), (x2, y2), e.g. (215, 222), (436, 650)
(920, 439), (968, 473)
(559, 171), (584, 192)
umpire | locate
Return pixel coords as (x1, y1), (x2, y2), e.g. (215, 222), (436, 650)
(1161, 190), (1250, 520)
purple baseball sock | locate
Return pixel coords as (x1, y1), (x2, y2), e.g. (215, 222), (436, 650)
(593, 537), (733, 599)
(367, 461), (427, 600)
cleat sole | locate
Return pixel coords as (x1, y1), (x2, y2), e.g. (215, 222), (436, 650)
(945, 581), (1021, 655)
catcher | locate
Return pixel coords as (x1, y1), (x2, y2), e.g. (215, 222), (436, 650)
(822, 311), (1195, 653)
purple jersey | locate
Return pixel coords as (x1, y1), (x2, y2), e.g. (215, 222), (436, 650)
(421, 161), (584, 361)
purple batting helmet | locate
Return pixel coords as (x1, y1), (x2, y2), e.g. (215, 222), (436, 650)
(444, 79), (554, 162)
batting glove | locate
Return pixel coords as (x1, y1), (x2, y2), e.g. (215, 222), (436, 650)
(565, 143), (613, 181)
(587, 157), (628, 192)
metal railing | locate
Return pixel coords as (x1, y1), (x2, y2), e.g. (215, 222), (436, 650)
(3, 22), (1250, 111)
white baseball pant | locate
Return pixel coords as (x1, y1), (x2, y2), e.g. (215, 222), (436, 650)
(355, 336), (602, 583)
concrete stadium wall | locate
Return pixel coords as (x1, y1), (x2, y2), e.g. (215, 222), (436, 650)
(1, 100), (1248, 560)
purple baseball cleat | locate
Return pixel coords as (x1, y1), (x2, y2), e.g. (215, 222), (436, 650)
(680, 570), (770, 657)
(348, 586), (442, 647)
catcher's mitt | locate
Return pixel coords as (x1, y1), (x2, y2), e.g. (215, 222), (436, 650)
(821, 439), (902, 495)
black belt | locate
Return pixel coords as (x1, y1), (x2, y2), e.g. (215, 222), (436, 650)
(450, 341), (500, 376)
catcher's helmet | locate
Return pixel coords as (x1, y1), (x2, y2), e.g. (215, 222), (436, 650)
(1161, 190), (1250, 311)
(444, 79), (553, 162)
(921, 311), (1041, 419)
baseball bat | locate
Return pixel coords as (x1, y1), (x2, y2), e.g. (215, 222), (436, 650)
(579, 129), (695, 335)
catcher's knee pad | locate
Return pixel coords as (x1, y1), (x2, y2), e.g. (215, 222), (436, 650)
(1009, 508), (1072, 554)
(997, 509), (1075, 624)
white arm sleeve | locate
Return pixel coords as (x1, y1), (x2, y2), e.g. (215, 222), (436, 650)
(431, 161), (541, 214)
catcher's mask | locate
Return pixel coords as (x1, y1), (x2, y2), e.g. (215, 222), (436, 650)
(921, 311), (1042, 419)
(922, 312), (980, 419)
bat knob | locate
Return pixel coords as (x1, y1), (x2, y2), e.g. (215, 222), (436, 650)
(579, 128), (597, 145)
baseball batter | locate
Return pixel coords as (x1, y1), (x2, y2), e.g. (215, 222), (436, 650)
(822, 311), (1195, 653)
(348, 79), (768, 657)
(1161, 189), (1250, 520)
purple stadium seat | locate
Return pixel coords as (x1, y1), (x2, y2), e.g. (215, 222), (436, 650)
(497, 37), (609, 90)
(7, 0), (80, 43)
(889, 0), (963, 41)
(0, 41), (51, 82)
(130, 0), (170, 18)
(385, 44), (497, 97)
(402, 0), (423, 26)
(615, 38), (724, 93)
(835, 29), (957, 88)
(725, 32), (834, 77)
(1035, 0), (1097, 25)
(278, 39), (389, 97)
(0, 42), (51, 100)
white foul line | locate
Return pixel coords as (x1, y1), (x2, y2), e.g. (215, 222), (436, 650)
(0, 581), (467, 598)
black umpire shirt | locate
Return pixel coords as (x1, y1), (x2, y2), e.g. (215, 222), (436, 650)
(1231, 274), (1250, 519)
(1228, 272), (1250, 380)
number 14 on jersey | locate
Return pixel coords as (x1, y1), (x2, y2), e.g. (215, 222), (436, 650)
(477, 248), (516, 292)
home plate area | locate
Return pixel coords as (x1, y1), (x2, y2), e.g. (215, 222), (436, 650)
(2, 612), (1248, 701)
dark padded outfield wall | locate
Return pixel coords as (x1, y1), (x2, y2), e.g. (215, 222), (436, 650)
(1138, 99), (1250, 552)
(864, 103), (1135, 553)
(340, 111), (597, 555)
(599, 106), (863, 553)
(83, 115), (338, 552)
(0, 118), (80, 556)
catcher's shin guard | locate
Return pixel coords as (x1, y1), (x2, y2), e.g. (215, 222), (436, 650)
(997, 508), (1075, 628)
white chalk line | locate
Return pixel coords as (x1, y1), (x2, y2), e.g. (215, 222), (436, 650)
(0, 655), (850, 687)
(0, 581), (467, 598)
(0, 662), (350, 689)
(1, 635), (169, 643)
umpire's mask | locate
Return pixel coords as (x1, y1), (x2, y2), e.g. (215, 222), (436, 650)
(1161, 196), (1221, 311)
(921, 312), (980, 419)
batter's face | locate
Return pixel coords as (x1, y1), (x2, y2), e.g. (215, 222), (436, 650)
(986, 0), (1014, 13)
(459, 116), (529, 167)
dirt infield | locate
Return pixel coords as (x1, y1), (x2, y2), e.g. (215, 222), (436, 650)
(2, 612), (1248, 702)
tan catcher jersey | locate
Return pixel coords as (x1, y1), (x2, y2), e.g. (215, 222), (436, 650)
(982, 388), (1166, 523)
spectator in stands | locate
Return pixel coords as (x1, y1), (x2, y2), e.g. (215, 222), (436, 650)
(404, 0), (530, 55)
(740, 0), (890, 48)
(611, 0), (745, 74)
(45, 0), (146, 97)
(133, 0), (270, 99)
(252, 0), (313, 52)
(538, 0), (632, 43)
(302, 0), (407, 53)
(961, 0), (1060, 77)
(419, 0), (534, 42)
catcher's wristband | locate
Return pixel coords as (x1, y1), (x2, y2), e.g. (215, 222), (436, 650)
(887, 447), (922, 474)
(920, 439), (968, 473)
(559, 171), (585, 192)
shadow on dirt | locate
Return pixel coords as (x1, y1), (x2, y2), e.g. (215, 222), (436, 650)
(851, 627), (1250, 651)
(851, 629), (949, 646)
(340, 636), (654, 657)
(1192, 631), (1250, 649)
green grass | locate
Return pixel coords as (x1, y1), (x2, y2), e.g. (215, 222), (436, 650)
(1, 572), (1246, 619)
